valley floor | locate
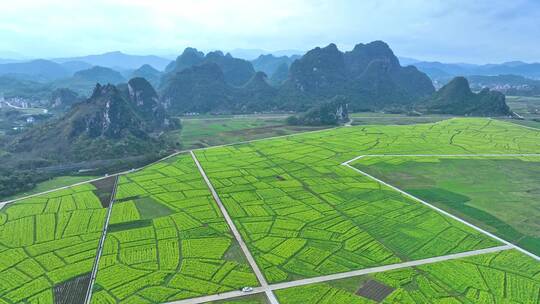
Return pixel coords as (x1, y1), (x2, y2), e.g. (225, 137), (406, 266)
(0, 117), (539, 304)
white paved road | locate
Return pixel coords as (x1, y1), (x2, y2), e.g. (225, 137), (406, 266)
(166, 245), (512, 304)
(190, 151), (279, 304)
(343, 153), (540, 165)
(84, 176), (119, 304)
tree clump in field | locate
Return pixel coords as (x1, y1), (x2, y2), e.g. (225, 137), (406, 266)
(287, 96), (349, 126)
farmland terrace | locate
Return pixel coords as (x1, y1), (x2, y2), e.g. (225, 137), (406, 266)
(0, 118), (539, 304)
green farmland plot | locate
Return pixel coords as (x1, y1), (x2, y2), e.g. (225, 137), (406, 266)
(2, 118), (540, 304)
(90, 153), (258, 304)
(353, 155), (540, 255)
(0, 182), (111, 304)
(275, 249), (540, 303)
(196, 118), (540, 284)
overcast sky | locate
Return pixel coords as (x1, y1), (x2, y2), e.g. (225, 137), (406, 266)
(1, 0), (539, 63)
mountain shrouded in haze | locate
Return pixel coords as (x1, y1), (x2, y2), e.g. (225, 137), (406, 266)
(131, 64), (163, 88)
(0, 59), (71, 82)
(3, 41), (513, 121)
(164, 47), (205, 73)
(163, 48), (255, 87)
(204, 51), (256, 86)
(72, 66), (125, 84)
(424, 77), (511, 116)
(50, 66), (127, 97)
(251, 54), (300, 81)
(54, 51), (171, 70)
(412, 60), (540, 82)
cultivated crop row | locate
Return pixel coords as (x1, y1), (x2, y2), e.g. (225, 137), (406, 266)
(196, 128), (508, 283)
(90, 154), (258, 304)
(275, 249), (540, 303)
(0, 183), (108, 304)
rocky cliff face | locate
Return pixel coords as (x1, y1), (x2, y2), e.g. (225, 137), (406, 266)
(68, 84), (146, 139)
(285, 43), (347, 97)
(124, 77), (169, 131)
(10, 81), (177, 161)
(280, 41), (435, 110)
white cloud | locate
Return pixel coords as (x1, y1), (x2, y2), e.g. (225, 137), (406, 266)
(0, 0), (538, 62)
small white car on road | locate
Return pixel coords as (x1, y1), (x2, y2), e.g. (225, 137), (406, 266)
(241, 287), (253, 292)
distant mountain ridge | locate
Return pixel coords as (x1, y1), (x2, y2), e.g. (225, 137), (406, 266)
(131, 64), (162, 88)
(251, 54), (300, 84)
(73, 66), (125, 84)
(411, 60), (540, 81)
(0, 43), (518, 118)
(53, 51), (171, 70)
(228, 48), (304, 60)
(159, 41), (436, 114)
(164, 48), (255, 86)
(0, 59), (72, 82)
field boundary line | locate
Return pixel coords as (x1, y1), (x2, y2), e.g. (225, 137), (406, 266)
(343, 154), (540, 262)
(0, 126), (337, 208)
(83, 175), (119, 304)
(190, 151), (279, 304)
(165, 245), (512, 304)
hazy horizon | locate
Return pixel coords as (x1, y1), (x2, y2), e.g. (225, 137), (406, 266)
(1, 0), (539, 64)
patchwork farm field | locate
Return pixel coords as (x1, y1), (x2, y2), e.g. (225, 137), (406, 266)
(274, 249), (540, 303)
(352, 155), (540, 255)
(0, 178), (114, 304)
(1, 118), (540, 304)
(196, 118), (540, 284)
(90, 154), (258, 304)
